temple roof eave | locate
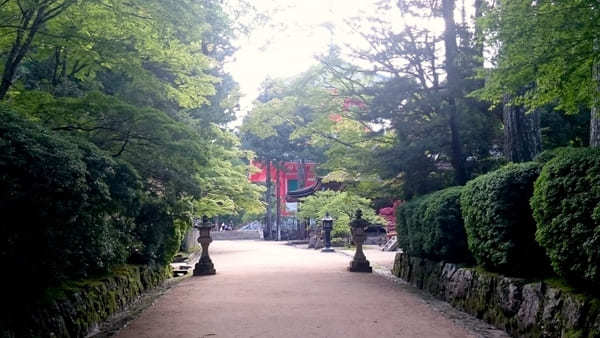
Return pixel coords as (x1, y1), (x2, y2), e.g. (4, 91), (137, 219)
(286, 179), (322, 202)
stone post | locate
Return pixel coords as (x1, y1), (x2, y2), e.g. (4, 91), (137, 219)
(314, 224), (324, 249)
(348, 210), (372, 273)
(321, 212), (334, 252)
(308, 227), (316, 248)
(193, 215), (216, 276)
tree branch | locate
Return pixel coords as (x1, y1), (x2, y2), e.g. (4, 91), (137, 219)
(112, 129), (131, 157)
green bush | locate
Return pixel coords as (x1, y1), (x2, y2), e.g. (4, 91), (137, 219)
(534, 147), (573, 164)
(531, 147), (600, 287)
(460, 162), (549, 275)
(396, 196), (426, 257)
(131, 199), (188, 266)
(421, 187), (471, 262)
(330, 238), (347, 247)
(0, 110), (140, 289)
(396, 187), (471, 262)
(0, 109), (188, 296)
(331, 221), (350, 240)
(298, 190), (382, 243)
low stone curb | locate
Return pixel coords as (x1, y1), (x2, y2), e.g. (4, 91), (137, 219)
(392, 253), (600, 337)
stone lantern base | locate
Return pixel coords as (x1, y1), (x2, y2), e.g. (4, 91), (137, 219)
(348, 259), (372, 273)
(308, 235), (316, 248)
(348, 210), (372, 273)
(314, 238), (324, 249)
(193, 256), (216, 276)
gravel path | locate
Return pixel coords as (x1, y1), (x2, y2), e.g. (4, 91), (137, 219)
(115, 241), (506, 338)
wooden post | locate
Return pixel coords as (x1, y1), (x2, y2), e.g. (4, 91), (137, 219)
(276, 163), (281, 241)
(265, 160), (272, 239)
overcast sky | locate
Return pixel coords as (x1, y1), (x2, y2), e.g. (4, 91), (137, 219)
(224, 0), (384, 126)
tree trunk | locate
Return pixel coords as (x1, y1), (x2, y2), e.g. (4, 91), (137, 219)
(448, 107), (467, 185)
(0, 3), (67, 100)
(503, 95), (542, 162)
(265, 160), (272, 239)
(297, 159), (305, 188)
(0, 32), (30, 100)
(295, 159), (304, 240)
(276, 164), (281, 241)
(442, 0), (467, 185)
(591, 108), (600, 147)
(474, 0), (484, 66)
(590, 39), (600, 147)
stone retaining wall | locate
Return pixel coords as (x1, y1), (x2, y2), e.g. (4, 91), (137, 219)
(392, 253), (600, 337)
(2, 265), (168, 338)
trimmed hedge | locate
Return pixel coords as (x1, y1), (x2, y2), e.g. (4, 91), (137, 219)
(531, 147), (600, 287)
(396, 196), (426, 258)
(534, 146), (573, 164)
(396, 187), (470, 262)
(460, 162), (549, 275)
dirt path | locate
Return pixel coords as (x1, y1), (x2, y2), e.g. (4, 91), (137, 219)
(116, 241), (504, 338)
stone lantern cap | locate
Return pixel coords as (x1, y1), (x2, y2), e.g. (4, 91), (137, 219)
(322, 212), (334, 230)
(349, 209), (369, 229)
(194, 215), (213, 229)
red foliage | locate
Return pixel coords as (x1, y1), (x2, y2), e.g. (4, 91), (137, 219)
(342, 97), (366, 111)
(328, 114), (343, 122)
(378, 200), (404, 238)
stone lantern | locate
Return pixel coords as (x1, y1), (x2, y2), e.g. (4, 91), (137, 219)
(313, 220), (324, 250)
(348, 210), (372, 273)
(321, 212), (334, 252)
(193, 215), (216, 276)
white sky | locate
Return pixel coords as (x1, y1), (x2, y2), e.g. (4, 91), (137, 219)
(224, 0), (383, 127)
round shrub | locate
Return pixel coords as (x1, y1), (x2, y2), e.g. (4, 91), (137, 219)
(132, 199), (187, 266)
(460, 162), (549, 275)
(396, 196), (426, 258)
(531, 147), (600, 286)
(421, 187), (471, 262)
(534, 147), (573, 164)
(396, 187), (471, 262)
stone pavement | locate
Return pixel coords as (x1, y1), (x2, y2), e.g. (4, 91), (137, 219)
(116, 241), (507, 338)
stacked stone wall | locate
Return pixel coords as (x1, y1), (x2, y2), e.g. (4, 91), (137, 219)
(2, 265), (168, 337)
(392, 253), (600, 337)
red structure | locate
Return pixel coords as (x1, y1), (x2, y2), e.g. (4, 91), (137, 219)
(249, 161), (317, 216)
(378, 200), (404, 238)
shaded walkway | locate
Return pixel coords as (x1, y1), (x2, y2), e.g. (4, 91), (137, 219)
(116, 241), (503, 338)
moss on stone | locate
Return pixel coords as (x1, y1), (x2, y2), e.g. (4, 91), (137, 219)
(5, 264), (168, 337)
(394, 253), (600, 338)
(563, 329), (585, 338)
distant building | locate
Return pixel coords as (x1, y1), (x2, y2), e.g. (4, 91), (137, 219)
(249, 161), (321, 240)
(249, 160), (318, 216)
